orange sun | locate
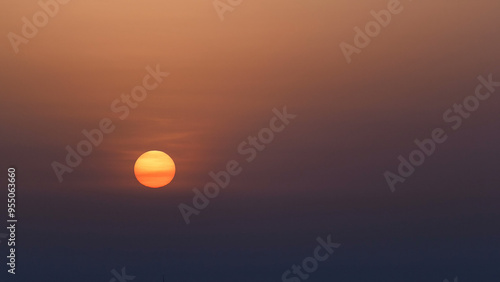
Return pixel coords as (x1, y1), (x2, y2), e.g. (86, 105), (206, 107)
(134, 150), (175, 188)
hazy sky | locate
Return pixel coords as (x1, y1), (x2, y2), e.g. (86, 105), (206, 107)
(1, 0), (500, 281)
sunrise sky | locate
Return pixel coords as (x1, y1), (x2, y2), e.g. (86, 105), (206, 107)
(1, 0), (500, 281)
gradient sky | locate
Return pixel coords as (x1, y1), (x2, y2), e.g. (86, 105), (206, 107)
(1, 0), (500, 281)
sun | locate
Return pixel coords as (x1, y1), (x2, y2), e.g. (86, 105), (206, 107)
(134, 150), (176, 188)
